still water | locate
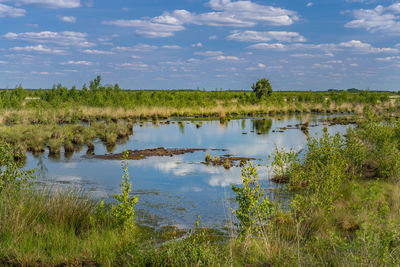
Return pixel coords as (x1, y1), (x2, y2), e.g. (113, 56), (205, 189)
(25, 114), (351, 229)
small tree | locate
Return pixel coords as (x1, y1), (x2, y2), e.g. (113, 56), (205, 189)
(252, 78), (272, 99)
(232, 162), (273, 235)
(112, 150), (138, 229)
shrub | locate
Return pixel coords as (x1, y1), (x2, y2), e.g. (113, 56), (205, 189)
(232, 162), (273, 235)
(0, 142), (35, 192)
(112, 150), (139, 229)
(205, 153), (212, 163)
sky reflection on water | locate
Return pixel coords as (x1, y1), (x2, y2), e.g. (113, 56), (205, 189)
(25, 115), (352, 228)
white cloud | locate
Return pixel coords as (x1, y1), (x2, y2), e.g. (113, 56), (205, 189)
(0, 3), (25, 17)
(194, 50), (224, 56)
(215, 55), (241, 61)
(6, 0), (80, 8)
(290, 53), (331, 58)
(349, 63), (359, 67)
(206, 0), (299, 26)
(209, 35), (217, 40)
(102, 18), (185, 38)
(113, 43), (158, 52)
(57, 15), (76, 23)
(346, 3), (400, 34)
(192, 42), (203, 47)
(326, 60), (343, 64)
(338, 40), (398, 53)
(3, 31), (94, 47)
(161, 45), (181, 49)
(31, 71), (62, 75)
(307, 2), (313, 7)
(102, 0), (298, 38)
(60, 60), (92, 65)
(248, 40), (398, 54)
(226, 30), (306, 43)
(116, 62), (149, 71)
(257, 63), (266, 68)
(248, 43), (288, 50)
(313, 63), (333, 69)
(10, 44), (65, 54)
(376, 56), (400, 61)
(82, 49), (114, 55)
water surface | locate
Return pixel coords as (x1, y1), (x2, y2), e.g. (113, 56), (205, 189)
(25, 114), (351, 229)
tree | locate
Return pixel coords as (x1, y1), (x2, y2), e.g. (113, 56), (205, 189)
(90, 75), (101, 91)
(251, 78), (272, 99)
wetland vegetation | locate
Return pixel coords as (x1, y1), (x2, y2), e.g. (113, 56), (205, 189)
(0, 78), (400, 266)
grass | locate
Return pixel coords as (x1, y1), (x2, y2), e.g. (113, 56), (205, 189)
(0, 122), (133, 158)
(0, 99), (398, 127)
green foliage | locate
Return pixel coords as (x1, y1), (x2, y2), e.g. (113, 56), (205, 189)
(251, 78), (272, 99)
(288, 133), (349, 212)
(0, 142), (35, 192)
(270, 147), (300, 183)
(112, 150), (139, 229)
(232, 162), (273, 235)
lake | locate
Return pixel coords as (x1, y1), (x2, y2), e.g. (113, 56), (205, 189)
(24, 114), (352, 229)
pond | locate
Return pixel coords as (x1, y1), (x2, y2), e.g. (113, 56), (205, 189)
(25, 114), (352, 229)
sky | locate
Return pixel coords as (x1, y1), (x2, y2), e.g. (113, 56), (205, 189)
(0, 0), (400, 91)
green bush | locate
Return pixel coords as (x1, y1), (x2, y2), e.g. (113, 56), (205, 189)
(0, 142), (35, 192)
(232, 162), (273, 235)
(111, 150), (139, 229)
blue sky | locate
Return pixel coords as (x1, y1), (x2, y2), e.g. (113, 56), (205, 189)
(0, 0), (400, 90)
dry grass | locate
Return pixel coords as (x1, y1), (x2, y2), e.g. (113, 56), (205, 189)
(1, 99), (397, 126)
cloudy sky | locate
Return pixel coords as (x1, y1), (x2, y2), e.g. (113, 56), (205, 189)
(1, 0), (400, 90)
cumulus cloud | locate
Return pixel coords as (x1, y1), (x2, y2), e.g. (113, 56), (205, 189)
(248, 40), (398, 54)
(346, 3), (400, 34)
(290, 53), (333, 58)
(60, 60), (92, 65)
(226, 30), (306, 43)
(113, 43), (179, 52)
(102, 19), (185, 38)
(2, 31), (94, 47)
(192, 50), (241, 61)
(5, 0), (80, 8)
(31, 71), (62, 75)
(102, 0), (298, 38)
(10, 44), (65, 54)
(338, 40), (398, 53)
(113, 44), (157, 52)
(206, 0), (298, 26)
(57, 15), (76, 23)
(248, 43), (288, 50)
(194, 50), (224, 56)
(161, 45), (181, 49)
(82, 49), (114, 55)
(376, 56), (400, 61)
(0, 3), (25, 17)
(192, 42), (203, 47)
(116, 62), (149, 71)
(215, 55), (241, 61)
